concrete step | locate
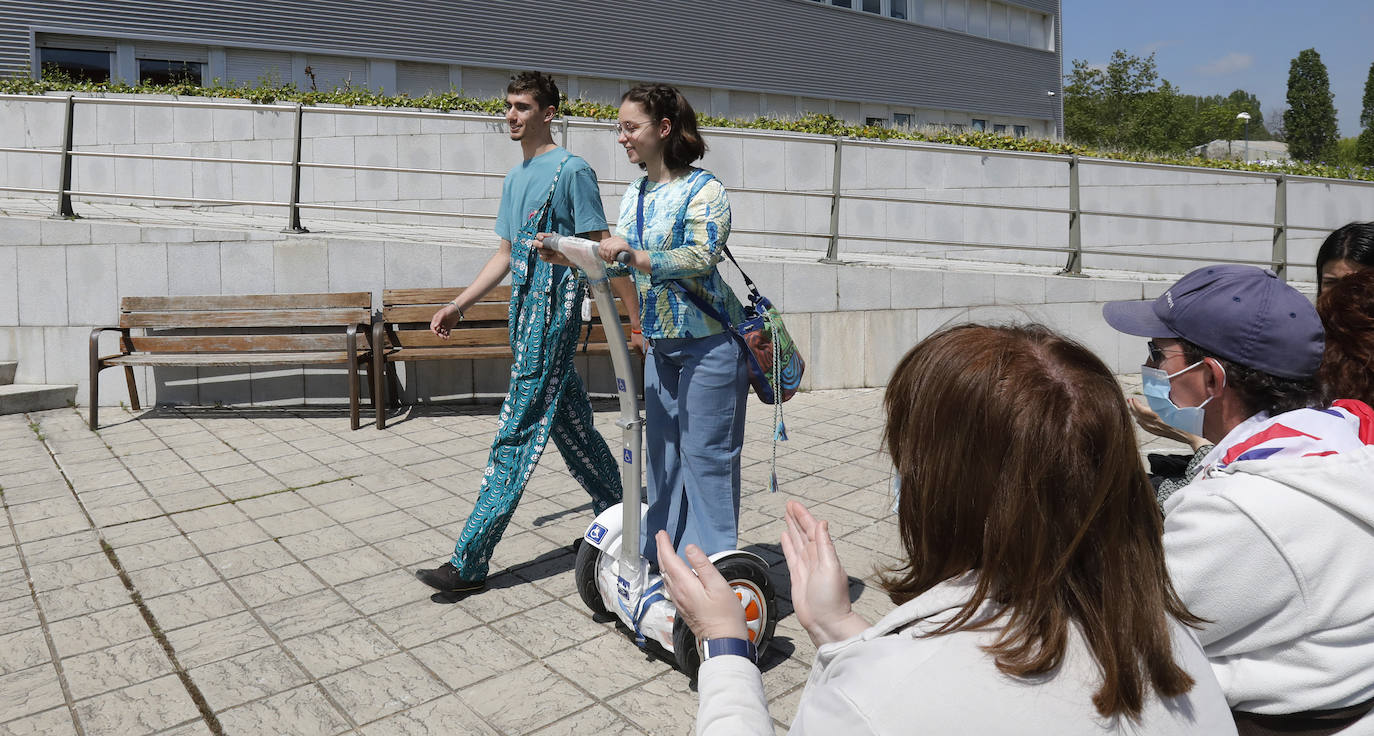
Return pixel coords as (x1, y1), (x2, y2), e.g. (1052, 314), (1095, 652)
(0, 362), (15, 385)
(0, 384), (77, 415)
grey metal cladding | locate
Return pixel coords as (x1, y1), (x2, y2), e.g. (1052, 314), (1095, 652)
(2, 0), (1060, 119)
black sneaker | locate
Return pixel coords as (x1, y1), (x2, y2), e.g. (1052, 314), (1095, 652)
(415, 562), (485, 593)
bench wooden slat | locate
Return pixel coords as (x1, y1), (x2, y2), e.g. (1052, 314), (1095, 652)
(121, 309), (371, 328)
(382, 304), (508, 323)
(382, 300), (629, 324)
(386, 327), (507, 348)
(385, 344), (618, 361)
(122, 293), (371, 311)
(126, 334), (349, 352)
(385, 325), (628, 349)
(106, 351), (354, 367)
(387, 345), (515, 361)
(382, 286), (513, 304)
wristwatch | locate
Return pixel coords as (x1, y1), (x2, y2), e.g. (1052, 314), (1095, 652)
(701, 637), (757, 664)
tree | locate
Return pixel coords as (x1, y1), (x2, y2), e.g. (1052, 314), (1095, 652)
(1064, 51), (1191, 152)
(1357, 62), (1374, 166)
(1284, 48), (1339, 162)
(1064, 51), (1269, 155)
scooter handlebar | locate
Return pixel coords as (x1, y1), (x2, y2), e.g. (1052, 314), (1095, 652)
(540, 234), (634, 265)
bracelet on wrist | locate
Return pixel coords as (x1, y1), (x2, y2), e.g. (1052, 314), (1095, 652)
(630, 328), (642, 334)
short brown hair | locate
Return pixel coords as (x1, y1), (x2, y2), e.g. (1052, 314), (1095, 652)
(507, 71), (559, 112)
(882, 324), (1200, 720)
(621, 84), (706, 170)
(1318, 268), (1374, 405)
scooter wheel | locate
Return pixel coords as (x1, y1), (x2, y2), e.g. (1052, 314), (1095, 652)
(672, 553), (777, 678)
(574, 538), (610, 618)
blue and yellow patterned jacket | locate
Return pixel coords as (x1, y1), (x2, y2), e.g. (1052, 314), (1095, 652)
(606, 169), (746, 339)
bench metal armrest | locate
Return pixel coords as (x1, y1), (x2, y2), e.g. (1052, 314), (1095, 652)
(89, 327), (132, 366)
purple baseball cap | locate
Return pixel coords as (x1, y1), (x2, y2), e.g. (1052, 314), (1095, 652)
(1102, 265), (1324, 379)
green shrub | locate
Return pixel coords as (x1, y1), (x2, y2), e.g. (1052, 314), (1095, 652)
(4, 75), (1370, 183)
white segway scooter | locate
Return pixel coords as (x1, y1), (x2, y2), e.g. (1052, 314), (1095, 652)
(541, 234), (777, 677)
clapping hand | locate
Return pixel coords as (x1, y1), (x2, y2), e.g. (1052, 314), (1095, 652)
(780, 500), (870, 647)
(655, 531), (749, 641)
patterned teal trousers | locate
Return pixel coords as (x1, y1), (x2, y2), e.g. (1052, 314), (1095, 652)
(450, 270), (623, 580)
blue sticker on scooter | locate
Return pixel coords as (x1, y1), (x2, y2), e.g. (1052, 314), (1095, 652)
(617, 576), (630, 599)
(586, 523), (607, 543)
(623, 448), (633, 463)
(617, 378), (626, 392)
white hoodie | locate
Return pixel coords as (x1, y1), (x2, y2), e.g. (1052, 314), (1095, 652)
(1163, 429), (1374, 729)
(695, 577), (1234, 735)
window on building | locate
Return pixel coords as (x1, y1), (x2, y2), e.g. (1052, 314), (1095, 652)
(894, 113), (914, 128)
(832, 0), (853, 7)
(37, 48), (111, 82)
(862, 0), (881, 12)
(993, 123), (1007, 134)
(1014, 125), (1028, 137)
(971, 119), (987, 131)
(968, 0), (988, 34)
(138, 59), (204, 86)
(944, 0), (967, 31)
(888, 0), (909, 19)
(914, 0), (943, 25)
(987, 1), (1010, 41)
(865, 116), (888, 127)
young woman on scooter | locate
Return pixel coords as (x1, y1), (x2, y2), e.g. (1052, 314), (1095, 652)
(595, 84), (749, 568)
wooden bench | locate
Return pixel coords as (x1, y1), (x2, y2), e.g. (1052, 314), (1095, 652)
(89, 293), (375, 431)
(371, 286), (636, 429)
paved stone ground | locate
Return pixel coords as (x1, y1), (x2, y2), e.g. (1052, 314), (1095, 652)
(0, 382), (1183, 736)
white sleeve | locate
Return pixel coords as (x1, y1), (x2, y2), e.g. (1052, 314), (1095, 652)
(1163, 488), (1306, 649)
(696, 656), (774, 736)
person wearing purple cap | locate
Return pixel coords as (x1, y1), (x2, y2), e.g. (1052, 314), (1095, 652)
(1104, 265), (1374, 735)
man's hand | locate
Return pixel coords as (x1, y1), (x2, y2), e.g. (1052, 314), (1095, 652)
(430, 303), (461, 340)
(780, 500), (870, 647)
(534, 232), (574, 266)
(1128, 397), (1208, 451)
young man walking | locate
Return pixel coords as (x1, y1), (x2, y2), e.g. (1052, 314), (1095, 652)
(416, 71), (639, 595)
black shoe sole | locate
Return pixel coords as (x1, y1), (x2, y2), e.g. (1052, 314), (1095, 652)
(414, 569), (485, 593)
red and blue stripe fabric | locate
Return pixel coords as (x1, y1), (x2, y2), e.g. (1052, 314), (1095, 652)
(1213, 399), (1374, 470)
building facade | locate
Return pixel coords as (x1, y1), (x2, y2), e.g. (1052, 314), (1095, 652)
(1, 0), (1063, 136)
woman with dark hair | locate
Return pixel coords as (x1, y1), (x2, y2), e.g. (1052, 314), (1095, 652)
(542, 83), (748, 565)
(1316, 222), (1374, 294)
(659, 324), (1234, 735)
(1318, 268), (1374, 404)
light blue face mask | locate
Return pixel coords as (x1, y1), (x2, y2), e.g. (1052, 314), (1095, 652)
(1140, 360), (1215, 437)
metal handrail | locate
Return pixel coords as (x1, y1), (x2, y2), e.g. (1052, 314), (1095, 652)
(4, 91), (1359, 278)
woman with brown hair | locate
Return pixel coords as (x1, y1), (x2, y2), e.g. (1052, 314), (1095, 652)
(659, 324), (1234, 734)
(1318, 267), (1374, 405)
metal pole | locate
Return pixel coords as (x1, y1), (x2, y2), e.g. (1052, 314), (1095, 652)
(281, 103), (309, 234)
(1272, 174), (1287, 281)
(821, 137), (843, 263)
(1061, 154), (1082, 275)
(52, 95), (79, 220)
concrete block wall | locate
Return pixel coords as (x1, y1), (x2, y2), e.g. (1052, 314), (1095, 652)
(1, 212), (1170, 408)
(6, 93), (1374, 286)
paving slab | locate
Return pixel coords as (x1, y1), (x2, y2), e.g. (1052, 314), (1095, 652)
(0, 382), (1185, 735)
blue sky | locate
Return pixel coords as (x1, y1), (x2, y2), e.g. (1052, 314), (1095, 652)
(1062, 0), (1374, 137)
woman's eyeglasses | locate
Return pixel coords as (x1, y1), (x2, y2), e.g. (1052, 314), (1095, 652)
(613, 119), (654, 137)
